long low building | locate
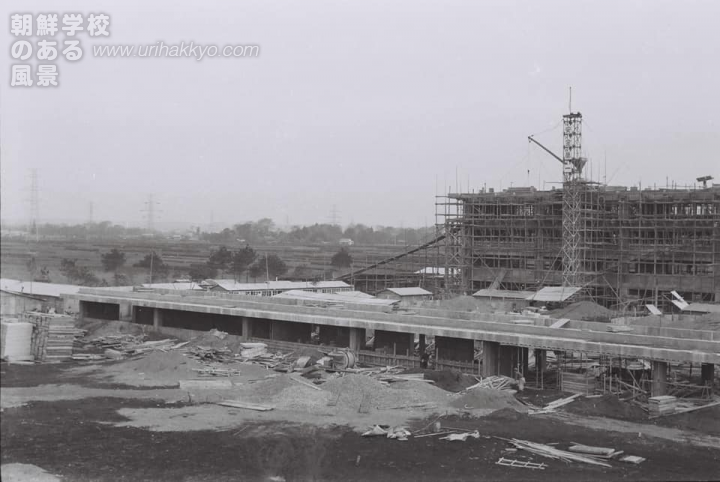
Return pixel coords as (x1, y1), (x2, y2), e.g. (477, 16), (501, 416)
(69, 287), (718, 397)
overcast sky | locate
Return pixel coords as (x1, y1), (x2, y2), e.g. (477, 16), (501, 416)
(1, 0), (718, 228)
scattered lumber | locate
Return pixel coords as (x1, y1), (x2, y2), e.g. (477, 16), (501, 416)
(543, 393), (581, 410)
(462, 375), (514, 392)
(568, 443), (617, 457)
(503, 438), (612, 467)
(495, 457), (547, 470)
(672, 400), (720, 415)
(217, 400), (274, 411)
(290, 375), (322, 391)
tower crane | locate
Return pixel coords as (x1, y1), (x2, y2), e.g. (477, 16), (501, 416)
(528, 112), (587, 288)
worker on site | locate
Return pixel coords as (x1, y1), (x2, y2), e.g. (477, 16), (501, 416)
(514, 368), (526, 392)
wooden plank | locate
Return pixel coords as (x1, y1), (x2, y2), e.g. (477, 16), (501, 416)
(217, 400), (274, 411)
(549, 318), (571, 329)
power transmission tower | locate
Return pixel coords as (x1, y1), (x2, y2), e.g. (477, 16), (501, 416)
(27, 168), (39, 242)
(328, 204), (341, 226)
(141, 194), (161, 232)
(561, 112), (586, 287)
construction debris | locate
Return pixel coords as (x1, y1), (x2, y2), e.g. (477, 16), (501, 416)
(529, 393), (583, 414)
(462, 375), (514, 392)
(216, 400), (274, 411)
(568, 443), (619, 457)
(439, 430), (480, 442)
(502, 438), (613, 467)
(619, 455), (646, 465)
(360, 425), (411, 440)
(495, 457), (547, 470)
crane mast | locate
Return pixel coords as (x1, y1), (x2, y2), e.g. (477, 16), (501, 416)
(528, 112), (586, 288)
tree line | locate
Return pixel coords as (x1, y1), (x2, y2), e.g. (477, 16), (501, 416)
(51, 245), (353, 286)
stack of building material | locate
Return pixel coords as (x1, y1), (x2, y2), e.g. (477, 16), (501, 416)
(21, 313), (84, 361)
(0, 321), (34, 362)
(561, 371), (595, 395)
(649, 395), (677, 417)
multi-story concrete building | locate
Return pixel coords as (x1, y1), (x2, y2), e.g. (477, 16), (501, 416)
(439, 184), (720, 310)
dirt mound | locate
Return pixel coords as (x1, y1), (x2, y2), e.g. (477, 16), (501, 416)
(322, 374), (387, 409)
(422, 369), (477, 392)
(565, 394), (646, 421)
(321, 374), (451, 411)
(449, 388), (527, 412)
(550, 301), (613, 321)
(484, 407), (528, 421)
(100, 351), (205, 387)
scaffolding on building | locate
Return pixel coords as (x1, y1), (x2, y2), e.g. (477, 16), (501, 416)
(436, 184), (720, 310)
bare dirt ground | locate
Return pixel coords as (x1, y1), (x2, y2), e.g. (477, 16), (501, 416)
(2, 361), (720, 482)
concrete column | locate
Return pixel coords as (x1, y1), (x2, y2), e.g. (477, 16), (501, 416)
(701, 364), (715, 389)
(242, 317), (253, 341)
(534, 349), (547, 373)
(520, 347), (529, 376)
(651, 360), (668, 397)
(119, 301), (133, 322)
(482, 341), (499, 377)
(153, 308), (163, 329)
(79, 301), (88, 321)
(349, 327), (365, 353)
(418, 334), (426, 355)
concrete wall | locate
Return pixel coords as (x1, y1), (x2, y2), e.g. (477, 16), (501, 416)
(1, 292), (44, 315)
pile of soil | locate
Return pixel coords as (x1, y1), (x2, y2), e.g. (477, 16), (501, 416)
(321, 374), (451, 411)
(422, 369), (477, 392)
(484, 407), (529, 421)
(654, 405), (720, 436)
(449, 388), (527, 412)
(565, 394), (646, 421)
(100, 351), (206, 387)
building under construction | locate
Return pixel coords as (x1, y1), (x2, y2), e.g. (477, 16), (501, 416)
(438, 181), (720, 311)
